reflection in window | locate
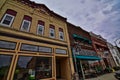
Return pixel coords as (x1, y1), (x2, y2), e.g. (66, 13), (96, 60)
(0, 9), (17, 27)
(20, 20), (31, 32)
(59, 28), (64, 40)
(37, 25), (44, 35)
(37, 20), (44, 35)
(21, 44), (38, 52)
(14, 56), (52, 80)
(49, 24), (55, 38)
(20, 15), (32, 32)
(0, 55), (12, 80)
(56, 49), (67, 54)
(0, 40), (16, 50)
(0, 14), (14, 26)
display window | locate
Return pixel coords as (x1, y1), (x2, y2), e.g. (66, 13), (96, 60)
(0, 54), (13, 80)
(0, 40), (16, 50)
(13, 56), (52, 80)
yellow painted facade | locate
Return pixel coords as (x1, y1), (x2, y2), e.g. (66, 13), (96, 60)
(0, 0), (74, 80)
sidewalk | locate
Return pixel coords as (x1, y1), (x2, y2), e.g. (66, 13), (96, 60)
(85, 72), (117, 80)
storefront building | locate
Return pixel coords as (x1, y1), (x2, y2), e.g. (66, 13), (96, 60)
(0, 0), (74, 80)
(67, 23), (100, 79)
(107, 42), (120, 67)
(89, 32), (114, 70)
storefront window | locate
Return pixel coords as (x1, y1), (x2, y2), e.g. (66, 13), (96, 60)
(39, 46), (52, 53)
(14, 56), (52, 80)
(0, 40), (16, 50)
(0, 55), (12, 80)
(21, 44), (38, 52)
(56, 48), (67, 54)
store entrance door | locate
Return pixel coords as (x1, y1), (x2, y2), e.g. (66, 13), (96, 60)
(56, 57), (69, 80)
(56, 59), (61, 79)
(103, 58), (109, 67)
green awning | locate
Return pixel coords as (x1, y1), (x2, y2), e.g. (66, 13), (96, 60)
(76, 55), (101, 60)
(72, 34), (92, 44)
(73, 34), (84, 40)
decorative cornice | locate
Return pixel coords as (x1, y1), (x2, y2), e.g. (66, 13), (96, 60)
(89, 32), (106, 42)
(15, 0), (67, 21)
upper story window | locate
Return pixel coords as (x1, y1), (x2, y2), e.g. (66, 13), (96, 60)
(0, 9), (17, 27)
(59, 28), (64, 40)
(37, 20), (44, 35)
(49, 24), (55, 38)
(20, 15), (32, 32)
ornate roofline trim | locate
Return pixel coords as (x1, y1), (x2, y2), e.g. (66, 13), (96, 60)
(16, 0), (67, 21)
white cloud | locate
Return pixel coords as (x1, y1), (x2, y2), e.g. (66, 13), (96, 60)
(31, 0), (120, 45)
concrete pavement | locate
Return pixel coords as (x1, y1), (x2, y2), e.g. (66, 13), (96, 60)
(85, 72), (117, 80)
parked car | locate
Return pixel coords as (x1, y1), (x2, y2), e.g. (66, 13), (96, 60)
(114, 70), (120, 80)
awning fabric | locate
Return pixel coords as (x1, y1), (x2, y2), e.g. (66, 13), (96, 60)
(76, 55), (101, 60)
(72, 34), (92, 44)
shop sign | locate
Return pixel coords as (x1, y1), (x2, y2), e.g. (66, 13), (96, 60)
(0, 40), (16, 50)
(73, 48), (97, 56)
(56, 49), (67, 54)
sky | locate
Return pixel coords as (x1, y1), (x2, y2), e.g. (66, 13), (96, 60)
(31, 0), (120, 46)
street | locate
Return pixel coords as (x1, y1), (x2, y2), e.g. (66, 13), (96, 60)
(85, 72), (117, 80)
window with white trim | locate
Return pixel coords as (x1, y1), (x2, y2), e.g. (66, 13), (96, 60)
(0, 9), (17, 27)
(59, 28), (64, 40)
(20, 15), (32, 32)
(21, 20), (31, 32)
(37, 20), (44, 35)
(49, 25), (55, 38)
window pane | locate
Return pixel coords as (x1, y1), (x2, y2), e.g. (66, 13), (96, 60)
(0, 55), (12, 80)
(36, 57), (52, 79)
(5, 15), (12, 21)
(21, 20), (30, 32)
(37, 25), (44, 35)
(21, 44), (38, 52)
(59, 31), (64, 40)
(56, 49), (67, 54)
(49, 28), (55, 38)
(22, 21), (29, 30)
(0, 40), (16, 50)
(39, 46), (52, 53)
(14, 56), (52, 80)
(2, 15), (13, 25)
